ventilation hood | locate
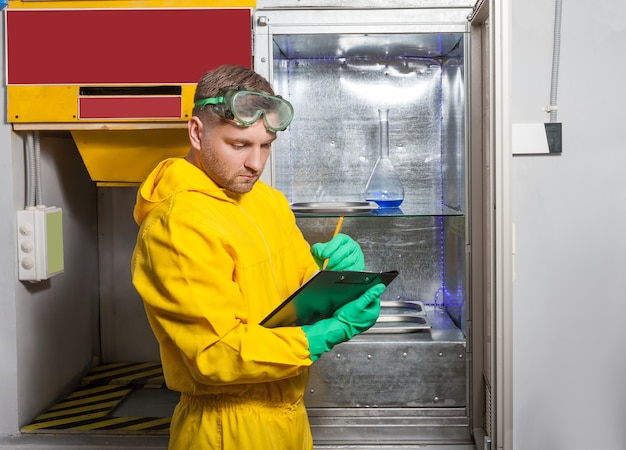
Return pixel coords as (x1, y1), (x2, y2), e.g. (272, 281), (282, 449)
(6, 5), (253, 186)
(69, 127), (189, 187)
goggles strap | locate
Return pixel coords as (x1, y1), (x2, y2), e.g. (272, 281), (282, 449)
(195, 96), (226, 110)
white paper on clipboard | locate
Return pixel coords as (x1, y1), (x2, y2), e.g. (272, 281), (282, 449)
(260, 270), (399, 328)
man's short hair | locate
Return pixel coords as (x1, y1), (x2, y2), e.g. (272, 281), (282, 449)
(192, 65), (274, 121)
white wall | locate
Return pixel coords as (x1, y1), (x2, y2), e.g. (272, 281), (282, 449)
(14, 133), (101, 429)
(0, 130), (101, 433)
(511, 1), (626, 449)
(98, 187), (160, 363)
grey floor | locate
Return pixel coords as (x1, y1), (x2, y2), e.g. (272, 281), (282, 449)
(0, 387), (479, 449)
(0, 435), (477, 450)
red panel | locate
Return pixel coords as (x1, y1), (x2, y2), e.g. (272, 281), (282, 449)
(6, 9), (251, 85)
(79, 97), (182, 119)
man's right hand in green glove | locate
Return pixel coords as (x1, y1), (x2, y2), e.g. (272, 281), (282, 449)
(311, 233), (365, 271)
(302, 283), (385, 362)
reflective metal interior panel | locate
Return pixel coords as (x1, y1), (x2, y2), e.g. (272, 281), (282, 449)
(442, 55), (466, 212)
(271, 33), (464, 60)
(298, 216), (444, 304)
(305, 308), (466, 410)
(270, 33), (465, 215)
(443, 215), (467, 332)
(306, 338), (466, 408)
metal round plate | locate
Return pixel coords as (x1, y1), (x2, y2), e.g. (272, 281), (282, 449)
(290, 201), (378, 214)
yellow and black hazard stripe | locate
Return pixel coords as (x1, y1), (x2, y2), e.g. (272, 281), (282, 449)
(80, 361), (165, 387)
(22, 362), (171, 434)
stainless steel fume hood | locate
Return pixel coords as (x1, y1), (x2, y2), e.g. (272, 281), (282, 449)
(253, 0), (481, 445)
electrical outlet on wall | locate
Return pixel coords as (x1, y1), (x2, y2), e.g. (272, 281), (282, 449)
(16, 207), (64, 282)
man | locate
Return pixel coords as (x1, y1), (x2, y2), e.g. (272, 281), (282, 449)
(131, 64), (386, 450)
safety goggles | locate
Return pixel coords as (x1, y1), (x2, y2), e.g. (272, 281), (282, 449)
(194, 88), (294, 132)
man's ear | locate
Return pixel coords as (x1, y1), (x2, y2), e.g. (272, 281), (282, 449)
(188, 116), (204, 149)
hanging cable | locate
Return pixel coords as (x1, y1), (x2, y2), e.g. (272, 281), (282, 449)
(23, 131), (45, 208)
(33, 130), (44, 207)
(549, 0), (563, 123)
(24, 132), (36, 208)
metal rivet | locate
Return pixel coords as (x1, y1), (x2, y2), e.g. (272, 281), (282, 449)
(438, 352), (444, 357)
(402, 352), (408, 358)
(367, 354), (372, 360)
(335, 353), (341, 359)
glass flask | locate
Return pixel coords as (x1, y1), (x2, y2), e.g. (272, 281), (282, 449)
(364, 109), (405, 208)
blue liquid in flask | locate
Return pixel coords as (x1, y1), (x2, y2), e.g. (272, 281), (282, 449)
(364, 109), (404, 208)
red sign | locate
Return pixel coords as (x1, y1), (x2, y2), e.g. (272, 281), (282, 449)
(6, 9), (252, 85)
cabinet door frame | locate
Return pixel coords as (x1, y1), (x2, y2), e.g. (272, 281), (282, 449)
(470, 0), (514, 448)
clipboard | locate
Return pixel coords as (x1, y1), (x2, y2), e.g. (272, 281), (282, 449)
(260, 270), (399, 328)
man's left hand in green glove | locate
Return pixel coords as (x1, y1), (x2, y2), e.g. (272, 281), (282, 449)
(311, 233), (365, 271)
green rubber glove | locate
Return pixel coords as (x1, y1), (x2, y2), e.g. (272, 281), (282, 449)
(302, 283), (385, 362)
(311, 233), (365, 271)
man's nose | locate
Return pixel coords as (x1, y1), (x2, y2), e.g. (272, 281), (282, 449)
(245, 145), (268, 172)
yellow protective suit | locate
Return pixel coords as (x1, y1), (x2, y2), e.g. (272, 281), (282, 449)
(131, 158), (320, 450)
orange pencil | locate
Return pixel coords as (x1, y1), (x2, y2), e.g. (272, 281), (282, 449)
(322, 216), (344, 269)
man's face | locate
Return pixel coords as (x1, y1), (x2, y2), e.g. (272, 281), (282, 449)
(193, 118), (277, 194)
